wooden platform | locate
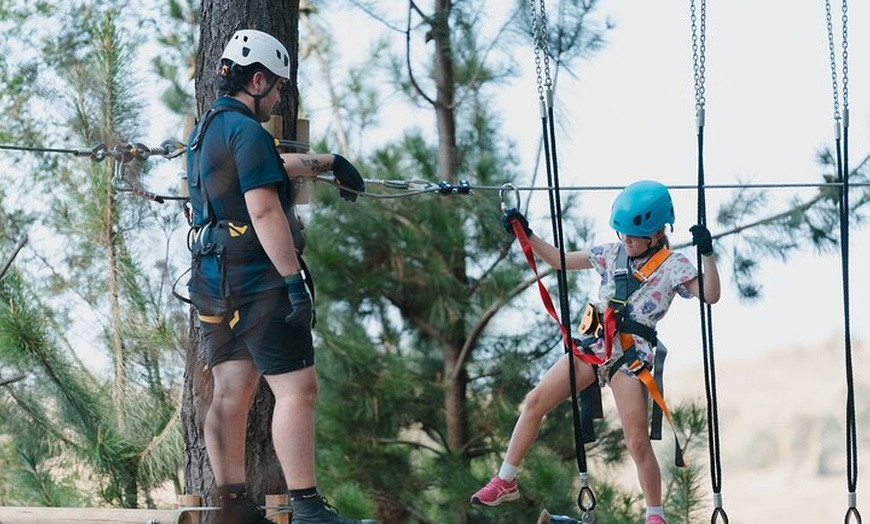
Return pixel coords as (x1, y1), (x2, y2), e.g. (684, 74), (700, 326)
(0, 506), (187, 524)
(0, 495), (289, 524)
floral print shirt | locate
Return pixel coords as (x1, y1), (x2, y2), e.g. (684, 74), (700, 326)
(585, 242), (698, 364)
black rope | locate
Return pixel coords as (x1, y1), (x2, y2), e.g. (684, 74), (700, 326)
(529, 1), (594, 519)
(696, 123), (727, 524)
(827, 0), (860, 520)
(690, 1), (728, 522)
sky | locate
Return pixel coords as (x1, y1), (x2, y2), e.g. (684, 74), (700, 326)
(297, 0), (869, 373)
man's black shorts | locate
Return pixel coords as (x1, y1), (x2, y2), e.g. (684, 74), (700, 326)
(193, 289), (314, 375)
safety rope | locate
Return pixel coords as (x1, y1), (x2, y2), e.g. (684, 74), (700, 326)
(529, 1), (595, 521)
(690, 2), (728, 523)
(825, 2), (861, 523)
(0, 139), (189, 203)
(0, 137), (309, 204)
(5, 138), (869, 206)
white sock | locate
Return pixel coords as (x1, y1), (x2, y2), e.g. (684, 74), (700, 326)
(497, 462), (518, 482)
(646, 506), (664, 518)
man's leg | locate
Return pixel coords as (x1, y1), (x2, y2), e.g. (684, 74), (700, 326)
(206, 359), (262, 485)
(263, 367), (318, 488)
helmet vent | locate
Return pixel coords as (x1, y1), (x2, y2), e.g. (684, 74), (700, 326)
(241, 47), (250, 58)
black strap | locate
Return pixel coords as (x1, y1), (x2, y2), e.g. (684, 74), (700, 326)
(298, 254), (316, 328)
(574, 337), (603, 444)
(189, 104), (255, 225)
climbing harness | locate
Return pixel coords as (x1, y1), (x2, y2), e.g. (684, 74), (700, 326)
(181, 104), (318, 314)
(825, 2), (861, 523)
(690, 1), (729, 522)
(602, 245), (684, 467)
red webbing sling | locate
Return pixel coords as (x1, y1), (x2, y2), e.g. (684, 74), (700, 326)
(510, 218), (604, 367)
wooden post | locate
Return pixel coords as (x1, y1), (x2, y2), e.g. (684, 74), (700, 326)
(265, 493), (290, 524)
(294, 118), (311, 205)
(261, 114), (284, 140)
(178, 493), (202, 524)
(179, 115), (196, 200)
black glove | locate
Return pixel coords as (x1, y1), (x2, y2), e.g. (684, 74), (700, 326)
(502, 208), (532, 237)
(332, 154), (365, 202)
(690, 224), (714, 256)
(284, 272), (313, 329)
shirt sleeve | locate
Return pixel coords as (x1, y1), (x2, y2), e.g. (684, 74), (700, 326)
(229, 120), (285, 193)
(588, 243), (610, 276)
(669, 251), (699, 298)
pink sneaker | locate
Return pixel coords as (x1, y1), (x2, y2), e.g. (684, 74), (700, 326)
(470, 476), (520, 506)
(645, 515), (668, 524)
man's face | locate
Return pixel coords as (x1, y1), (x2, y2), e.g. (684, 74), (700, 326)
(252, 72), (285, 122)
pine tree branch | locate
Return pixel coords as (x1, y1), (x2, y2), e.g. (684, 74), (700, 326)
(0, 235), (28, 282)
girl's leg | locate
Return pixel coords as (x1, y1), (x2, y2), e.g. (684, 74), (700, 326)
(610, 371), (662, 507)
(471, 353), (598, 506)
(504, 353), (597, 467)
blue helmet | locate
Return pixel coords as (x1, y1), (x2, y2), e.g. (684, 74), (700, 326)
(609, 180), (675, 237)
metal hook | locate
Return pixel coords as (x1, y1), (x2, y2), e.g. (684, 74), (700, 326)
(499, 183), (520, 213)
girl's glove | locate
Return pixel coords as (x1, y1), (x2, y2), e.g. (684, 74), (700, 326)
(690, 224), (714, 256)
(502, 208), (532, 237)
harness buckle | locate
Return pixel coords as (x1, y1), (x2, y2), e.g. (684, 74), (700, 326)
(608, 298), (627, 308)
(626, 359), (646, 375)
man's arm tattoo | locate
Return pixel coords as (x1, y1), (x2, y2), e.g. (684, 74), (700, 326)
(301, 156), (332, 175)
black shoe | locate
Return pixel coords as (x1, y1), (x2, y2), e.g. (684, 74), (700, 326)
(220, 493), (278, 524)
(289, 495), (376, 524)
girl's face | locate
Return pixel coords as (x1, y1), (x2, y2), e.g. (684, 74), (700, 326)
(617, 227), (665, 258)
(618, 233), (653, 258)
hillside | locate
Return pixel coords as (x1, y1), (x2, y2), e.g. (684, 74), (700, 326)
(636, 337), (869, 523)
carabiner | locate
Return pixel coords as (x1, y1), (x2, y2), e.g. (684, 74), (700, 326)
(499, 183), (521, 213)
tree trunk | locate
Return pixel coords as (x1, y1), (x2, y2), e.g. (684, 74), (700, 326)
(183, 0), (300, 513)
(431, 0), (470, 462)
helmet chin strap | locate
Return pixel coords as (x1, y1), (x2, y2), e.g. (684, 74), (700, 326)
(241, 76), (280, 117)
(629, 236), (664, 260)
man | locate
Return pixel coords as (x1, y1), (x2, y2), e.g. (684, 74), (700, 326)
(186, 29), (373, 524)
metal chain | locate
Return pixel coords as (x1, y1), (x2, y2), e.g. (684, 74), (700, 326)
(841, 0), (849, 113)
(538, 0), (552, 90)
(530, 0), (553, 99)
(825, 0), (841, 122)
(530, 0), (544, 100)
(690, 0), (707, 113)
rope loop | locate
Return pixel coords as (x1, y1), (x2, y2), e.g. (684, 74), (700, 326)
(710, 506), (729, 524)
(577, 484), (596, 513)
(844, 505), (862, 524)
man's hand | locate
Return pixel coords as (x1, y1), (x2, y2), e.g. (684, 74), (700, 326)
(332, 154), (365, 202)
(284, 272), (313, 329)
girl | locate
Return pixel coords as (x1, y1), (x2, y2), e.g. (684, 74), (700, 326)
(471, 180), (720, 524)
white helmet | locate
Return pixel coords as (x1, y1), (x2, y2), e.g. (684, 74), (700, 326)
(221, 29), (290, 79)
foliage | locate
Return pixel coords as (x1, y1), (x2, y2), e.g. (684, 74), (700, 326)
(0, 2), (186, 508)
(713, 151), (870, 300)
